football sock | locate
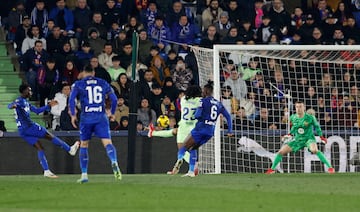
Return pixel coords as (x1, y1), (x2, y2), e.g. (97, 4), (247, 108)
(271, 154), (283, 170)
(79, 147), (88, 173)
(152, 129), (174, 137)
(52, 137), (70, 152)
(105, 144), (117, 163)
(317, 151), (332, 168)
(37, 150), (49, 171)
(189, 150), (197, 172)
(177, 146), (186, 160)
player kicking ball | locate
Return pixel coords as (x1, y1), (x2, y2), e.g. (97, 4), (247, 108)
(69, 66), (122, 183)
(169, 81), (233, 177)
(148, 85), (202, 175)
(8, 84), (80, 178)
(266, 101), (335, 174)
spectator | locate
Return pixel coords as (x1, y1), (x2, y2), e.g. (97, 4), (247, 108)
(214, 11), (234, 40)
(233, 106), (253, 131)
(84, 12), (108, 40)
(73, 0), (92, 44)
(312, 0), (333, 25)
(221, 26), (240, 44)
(223, 68), (248, 100)
(50, 83), (71, 130)
(111, 73), (131, 103)
(89, 56), (111, 83)
(43, 19), (56, 38)
(305, 86), (318, 110)
(149, 83), (164, 117)
(166, 1), (187, 28)
(199, 24), (221, 48)
(60, 105), (79, 131)
(21, 25), (47, 54)
(114, 96), (129, 124)
(75, 41), (94, 70)
(149, 55), (170, 87)
(123, 16), (144, 40)
(30, 0), (48, 31)
(255, 15), (281, 44)
(126, 62), (148, 82)
(290, 7), (305, 32)
(20, 40), (49, 101)
(333, 1), (352, 27)
(171, 14), (200, 54)
(111, 29), (128, 54)
(338, 95), (358, 127)
(202, 0), (224, 30)
(239, 57), (262, 81)
(49, 0), (74, 35)
(137, 98), (157, 127)
(102, 0), (122, 29)
(137, 69), (156, 100)
(53, 41), (77, 72)
(46, 25), (69, 55)
(307, 27), (326, 45)
(171, 57), (193, 91)
(162, 77), (179, 102)
(138, 29), (154, 64)
(165, 49), (178, 70)
(148, 15), (171, 54)
(113, 0), (132, 26)
(117, 40), (133, 69)
(62, 60), (79, 85)
(37, 58), (60, 107)
(298, 13), (317, 44)
(328, 27), (347, 45)
(87, 28), (106, 56)
(343, 16), (360, 43)
(221, 85), (238, 116)
(98, 42), (117, 70)
(321, 13), (342, 41)
(140, 0), (161, 30)
(160, 95), (176, 118)
(227, 0), (242, 28)
(251, 0), (266, 29)
(267, 0), (291, 38)
(118, 116), (129, 130)
(6, 1), (27, 42)
(107, 56), (126, 81)
(14, 16), (32, 54)
(238, 20), (256, 44)
(254, 107), (278, 129)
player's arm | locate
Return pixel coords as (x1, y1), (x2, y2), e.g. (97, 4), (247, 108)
(194, 100), (203, 119)
(220, 105), (233, 135)
(68, 85), (79, 128)
(30, 104), (51, 114)
(311, 115), (327, 143)
(108, 92), (118, 115)
(8, 101), (18, 109)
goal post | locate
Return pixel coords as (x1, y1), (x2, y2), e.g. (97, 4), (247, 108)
(192, 44), (360, 174)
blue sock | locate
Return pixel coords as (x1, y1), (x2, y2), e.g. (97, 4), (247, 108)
(189, 150), (197, 172)
(37, 150), (49, 171)
(52, 137), (70, 152)
(177, 146), (187, 160)
(105, 144), (117, 164)
(79, 147), (88, 173)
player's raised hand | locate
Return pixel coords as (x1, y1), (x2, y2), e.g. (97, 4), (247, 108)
(71, 115), (78, 129)
(320, 136), (327, 144)
(48, 100), (58, 107)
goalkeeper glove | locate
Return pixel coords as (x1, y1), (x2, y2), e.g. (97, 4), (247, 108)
(320, 136), (327, 144)
(281, 134), (293, 143)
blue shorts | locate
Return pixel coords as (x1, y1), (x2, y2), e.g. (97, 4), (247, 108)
(191, 127), (213, 146)
(79, 117), (111, 141)
(19, 123), (47, 145)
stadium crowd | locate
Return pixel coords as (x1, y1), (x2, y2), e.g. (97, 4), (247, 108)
(1, 0), (360, 132)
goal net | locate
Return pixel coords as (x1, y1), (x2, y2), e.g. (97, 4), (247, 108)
(192, 45), (360, 174)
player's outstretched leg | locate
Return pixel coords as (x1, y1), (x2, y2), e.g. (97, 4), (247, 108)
(316, 151), (335, 174)
(38, 150), (58, 178)
(105, 143), (122, 180)
(266, 154), (283, 174)
(77, 146), (89, 183)
(69, 141), (80, 156)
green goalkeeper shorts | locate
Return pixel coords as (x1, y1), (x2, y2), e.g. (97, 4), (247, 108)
(287, 138), (317, 153)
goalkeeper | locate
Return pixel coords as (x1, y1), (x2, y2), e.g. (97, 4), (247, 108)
(266, 101), (335, 174)
(148, 85), (202, 175)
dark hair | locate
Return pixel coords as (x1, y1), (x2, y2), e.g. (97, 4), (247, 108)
(204, 80), (214, 94)
(185, 85), (202, 100)
(19, 83), (29, 93)
(83, 65), (94, 73)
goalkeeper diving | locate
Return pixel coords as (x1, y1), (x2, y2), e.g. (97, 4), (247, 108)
(266, 101), (335, 174)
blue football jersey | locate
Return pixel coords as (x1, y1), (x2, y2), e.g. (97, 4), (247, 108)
(8, 97), (49, 130)
(194, 96), (232, 135)
(69, 76), (114, 124)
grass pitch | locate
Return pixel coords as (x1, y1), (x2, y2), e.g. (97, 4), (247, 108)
(0, 173), (359, 212)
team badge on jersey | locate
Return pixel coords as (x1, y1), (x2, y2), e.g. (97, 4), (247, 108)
(298, 128), (304, 134)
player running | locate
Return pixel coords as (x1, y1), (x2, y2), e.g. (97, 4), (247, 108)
(8, 84), (80, 178)
(148, 85), (202, 175)
(69, 66), (122, 183)
(266, 101), (335, 174)
(171, 81), (233, 177)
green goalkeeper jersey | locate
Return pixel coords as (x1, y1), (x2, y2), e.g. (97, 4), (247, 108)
(178, 97), (202, 127)
(289, 113), (323, 142)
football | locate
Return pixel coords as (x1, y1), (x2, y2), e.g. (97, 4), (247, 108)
(157, 115), (169, 128)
